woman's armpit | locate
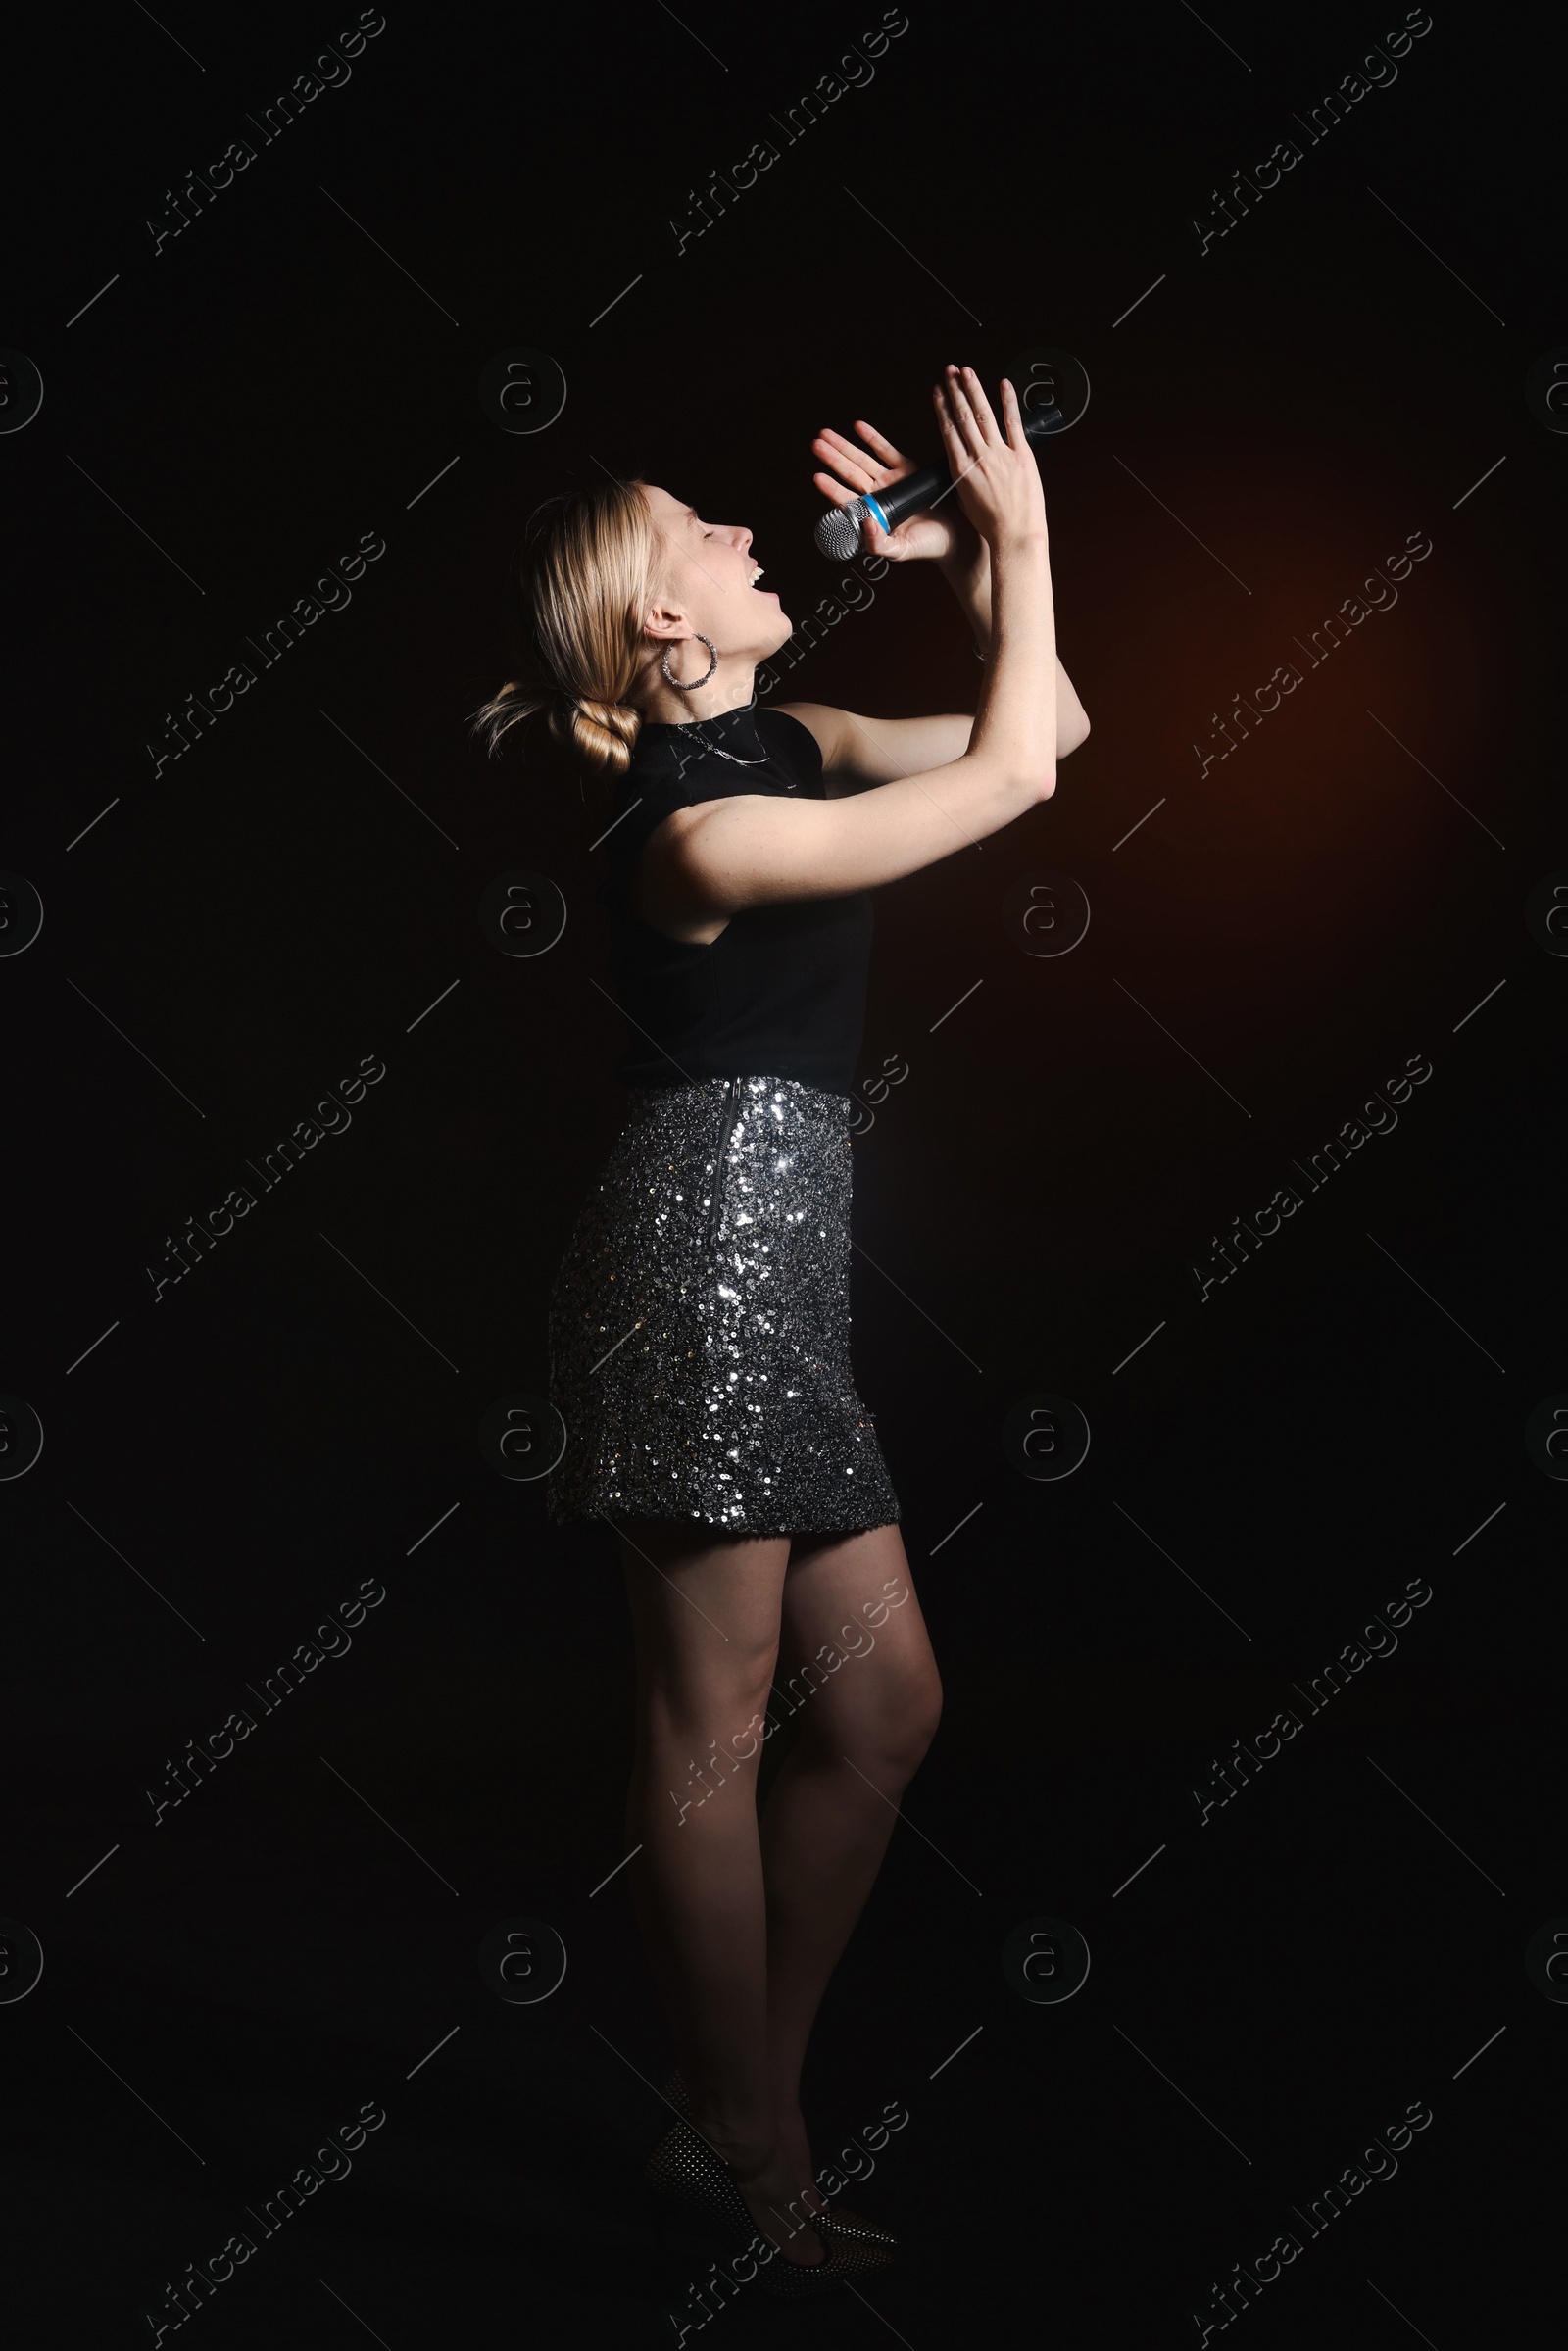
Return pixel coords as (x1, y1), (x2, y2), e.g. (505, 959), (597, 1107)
(630, 805), (732, 945)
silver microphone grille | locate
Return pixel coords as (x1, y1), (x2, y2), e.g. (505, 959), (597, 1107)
(813, 499), (866, 562)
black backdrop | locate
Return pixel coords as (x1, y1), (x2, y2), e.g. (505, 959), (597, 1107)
(4, 1), (1559, 2342)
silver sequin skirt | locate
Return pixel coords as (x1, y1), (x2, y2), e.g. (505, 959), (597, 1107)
(545, 1074), (901, 1536)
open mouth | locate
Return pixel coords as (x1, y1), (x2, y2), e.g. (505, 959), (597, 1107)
(750, 561), (778, 598)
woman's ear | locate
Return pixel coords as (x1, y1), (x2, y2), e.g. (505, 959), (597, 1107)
(642, 600), (692, 646)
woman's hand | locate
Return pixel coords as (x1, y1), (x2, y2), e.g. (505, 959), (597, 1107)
(810, 415), (980, 566)
(932, 366), (1048, 555)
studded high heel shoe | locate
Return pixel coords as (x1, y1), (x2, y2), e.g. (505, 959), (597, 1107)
(645, 2115), (895, 2298)
(659, 2069), (900, 2251)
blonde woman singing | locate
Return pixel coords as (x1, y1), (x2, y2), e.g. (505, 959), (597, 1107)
(476, 367), (1089, 2296)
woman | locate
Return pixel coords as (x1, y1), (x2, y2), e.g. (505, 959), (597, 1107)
(475, 367), (1089, 2294)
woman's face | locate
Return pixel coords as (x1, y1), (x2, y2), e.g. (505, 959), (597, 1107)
(642, 483), (793, 667)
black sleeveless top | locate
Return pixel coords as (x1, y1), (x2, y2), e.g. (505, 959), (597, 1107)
(599, 705), (873, 1095)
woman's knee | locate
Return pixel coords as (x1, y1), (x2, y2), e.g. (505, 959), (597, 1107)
(643, 1639), (781, 1749)
(816, 1659), (942, 1780)
(884, 1662), (943, 1774)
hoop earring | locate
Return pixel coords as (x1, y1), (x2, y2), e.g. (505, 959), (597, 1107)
(661, 635), (719, 692)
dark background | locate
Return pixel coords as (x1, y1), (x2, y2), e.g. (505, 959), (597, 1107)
(3, 0), (1558, 2341)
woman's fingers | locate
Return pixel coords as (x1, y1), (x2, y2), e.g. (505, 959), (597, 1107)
(930, 369), (1047, 550)
(934, 384), (972, 477)
(958, 366), (1004, 448)
(813, 426), (878, 470)
(853, 419), (906, 466)
(932, 380), (966, 476)
(946, 367), (1000, 473)
(811, 436), (879, 496)
(818, 382), (1001, 504)
(941, 365), (987, 464)
(811, 422), (913, 496)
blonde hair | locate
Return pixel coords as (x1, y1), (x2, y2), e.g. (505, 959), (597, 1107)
(472, 475), (660, 777)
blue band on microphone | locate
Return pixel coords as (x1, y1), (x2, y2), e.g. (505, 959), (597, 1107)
(863, 494), (890, 536)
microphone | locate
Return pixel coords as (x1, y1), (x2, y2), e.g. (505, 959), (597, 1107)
(813, 395), (1065, 561)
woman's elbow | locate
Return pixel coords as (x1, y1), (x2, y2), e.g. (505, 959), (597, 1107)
(1059, 711), (1090, 760)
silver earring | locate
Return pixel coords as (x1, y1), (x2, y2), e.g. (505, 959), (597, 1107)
(661, 635), (718, 692)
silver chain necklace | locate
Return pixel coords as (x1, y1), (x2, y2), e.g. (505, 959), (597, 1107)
(681, 728), (770, 766)
(672, 696), (770, 767)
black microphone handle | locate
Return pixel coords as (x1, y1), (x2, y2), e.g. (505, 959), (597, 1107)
(860, 400), (1066, 534)
(869, 462), (950, 531)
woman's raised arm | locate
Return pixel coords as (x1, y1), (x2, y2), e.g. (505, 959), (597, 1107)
(643, 369), (1057, 920)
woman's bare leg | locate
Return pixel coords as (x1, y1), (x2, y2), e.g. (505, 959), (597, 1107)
(617, 1515), (826, 2262)
(758, 1522), (943, 2208)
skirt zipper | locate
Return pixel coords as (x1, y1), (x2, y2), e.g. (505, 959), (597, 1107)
(704, 1076), (744, 1249)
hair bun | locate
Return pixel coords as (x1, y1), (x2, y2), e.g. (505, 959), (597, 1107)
(471, 474), (656, 776)
(567, 696), (641, 774)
